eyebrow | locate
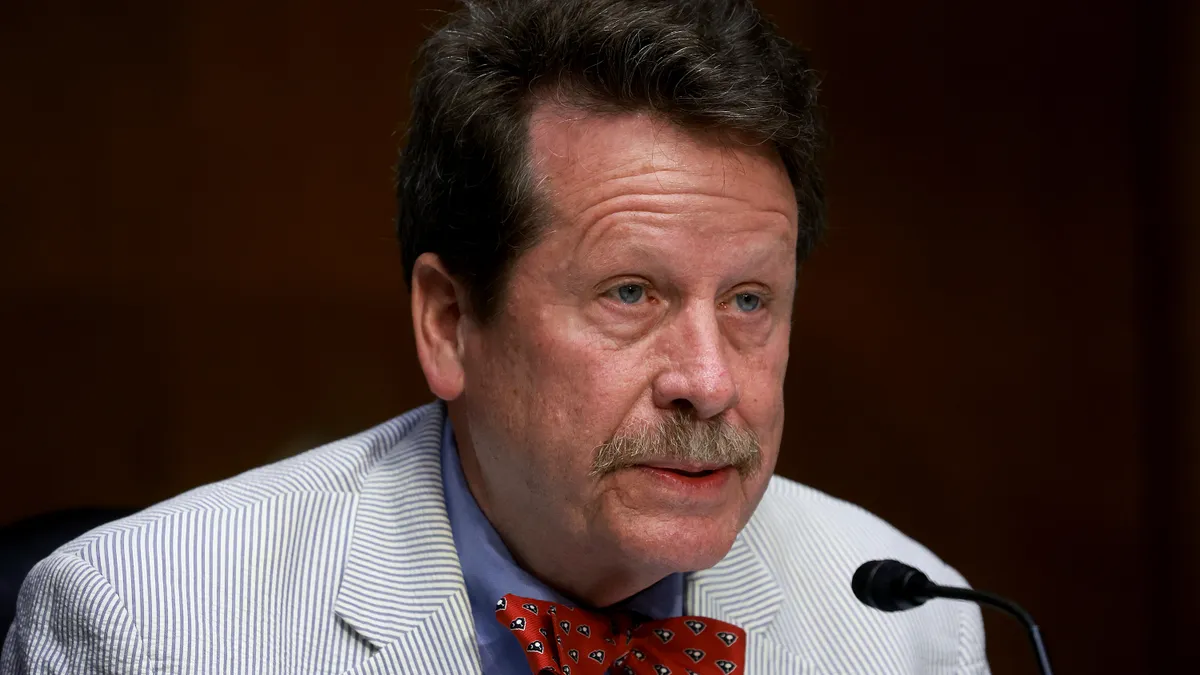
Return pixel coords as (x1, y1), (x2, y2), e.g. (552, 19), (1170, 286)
(577, 233), (795, 284)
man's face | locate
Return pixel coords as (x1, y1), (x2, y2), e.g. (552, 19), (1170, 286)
(450, 106), (797, 603)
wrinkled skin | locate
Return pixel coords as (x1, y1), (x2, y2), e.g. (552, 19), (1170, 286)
(411, 105), (798, 607)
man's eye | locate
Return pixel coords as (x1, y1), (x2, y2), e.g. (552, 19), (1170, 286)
(734, 292), (762, 312)
(613, 284), (646, 304)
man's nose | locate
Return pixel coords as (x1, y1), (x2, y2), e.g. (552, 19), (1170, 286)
(650, 305), (740, 420)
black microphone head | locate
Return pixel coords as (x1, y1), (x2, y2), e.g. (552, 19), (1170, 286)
(852, 559), (935, 612)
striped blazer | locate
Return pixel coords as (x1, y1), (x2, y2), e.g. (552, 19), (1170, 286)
(2, 403), (989, 674)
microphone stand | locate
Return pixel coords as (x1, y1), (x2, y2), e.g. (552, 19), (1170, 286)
(852, 559), (1054, 675)
(926, 582), (1053, 675)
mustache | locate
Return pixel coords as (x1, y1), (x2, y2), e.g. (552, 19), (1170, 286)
(589, 410), (763, 478)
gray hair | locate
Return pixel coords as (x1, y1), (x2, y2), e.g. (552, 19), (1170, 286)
(591, 410), (762, 478)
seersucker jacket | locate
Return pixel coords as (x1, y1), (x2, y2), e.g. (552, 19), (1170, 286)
(2, 402), (990, 674)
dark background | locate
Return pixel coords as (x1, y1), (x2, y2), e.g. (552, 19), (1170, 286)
(2, 1), (1197, 673)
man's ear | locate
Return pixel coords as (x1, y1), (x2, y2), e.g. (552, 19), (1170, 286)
(410, 252), (470, 401)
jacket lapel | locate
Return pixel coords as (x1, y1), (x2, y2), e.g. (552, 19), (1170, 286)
(334, 403), (482, 674)
(687, 509), (810, 674)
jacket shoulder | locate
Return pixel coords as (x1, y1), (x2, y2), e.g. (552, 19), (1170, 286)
(754, 475), (967, 586)
(56, 402), (440, 559)
(745, 476), (989, 673)
(2, 405), (443, 674)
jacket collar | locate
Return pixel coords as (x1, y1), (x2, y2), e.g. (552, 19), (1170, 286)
(687, 495), (804, 673)
(686, 503), (786, 633)
(334, 403), (481, 672)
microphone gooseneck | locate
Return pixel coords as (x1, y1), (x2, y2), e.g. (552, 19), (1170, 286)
(851, 560), (1053, 675)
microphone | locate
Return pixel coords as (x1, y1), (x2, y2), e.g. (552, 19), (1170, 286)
(852, 560), (1053, 675)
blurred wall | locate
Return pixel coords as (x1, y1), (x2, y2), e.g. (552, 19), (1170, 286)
(2, 1), (1195, 673)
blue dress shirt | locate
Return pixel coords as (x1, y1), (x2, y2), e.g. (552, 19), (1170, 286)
(439, 417), (685, 674)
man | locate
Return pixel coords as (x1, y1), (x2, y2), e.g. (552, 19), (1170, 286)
(3, 0), (989, 673)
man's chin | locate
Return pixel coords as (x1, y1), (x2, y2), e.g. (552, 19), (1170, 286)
(606, 512), (744, 575)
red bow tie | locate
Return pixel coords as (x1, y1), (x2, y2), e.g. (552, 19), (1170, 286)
(495, 593), (747, 675)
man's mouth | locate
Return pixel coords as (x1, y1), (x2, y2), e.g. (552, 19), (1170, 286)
(629, 462), (737, 499)
(638, 462), (727, 478)
(670, 468), (716, 477)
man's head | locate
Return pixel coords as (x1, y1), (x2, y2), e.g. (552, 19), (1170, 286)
(400, 0), (824, 607)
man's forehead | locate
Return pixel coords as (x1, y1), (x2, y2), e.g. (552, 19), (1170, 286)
(526, 102), (796, 212)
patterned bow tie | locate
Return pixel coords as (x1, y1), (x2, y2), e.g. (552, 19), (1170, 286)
(495, 593), (746, 675)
